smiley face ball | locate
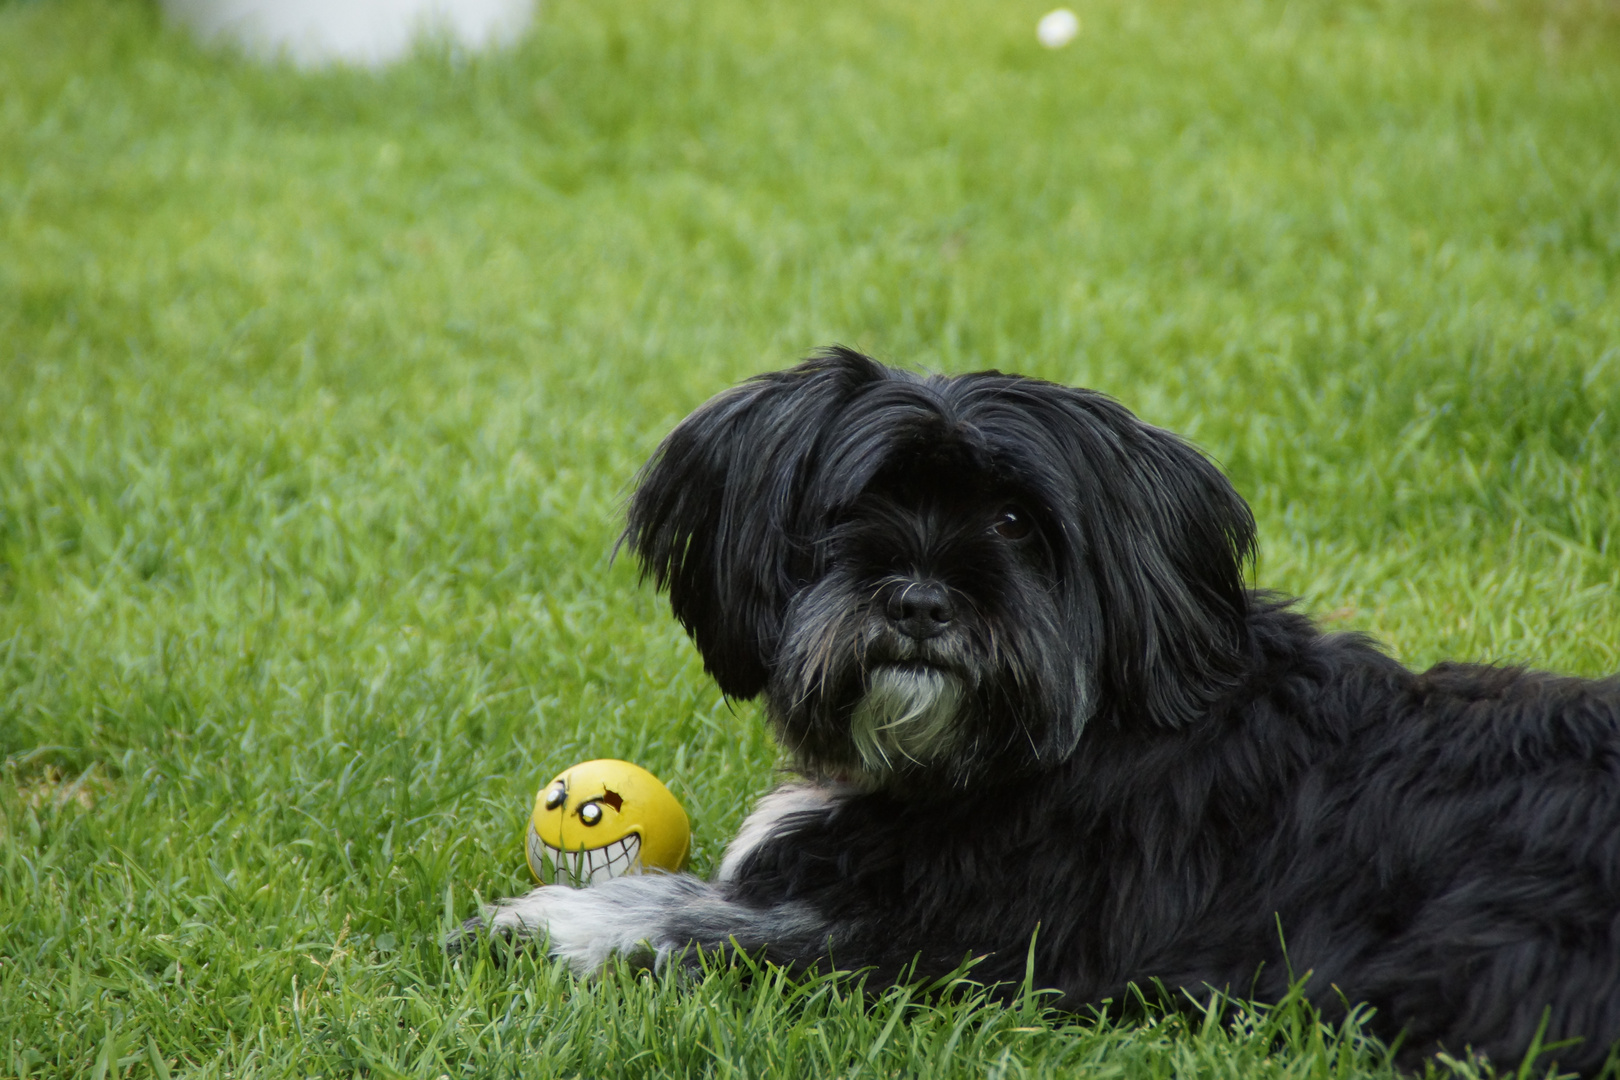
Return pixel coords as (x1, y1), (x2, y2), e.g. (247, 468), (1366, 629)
(526, 759), (690, 886)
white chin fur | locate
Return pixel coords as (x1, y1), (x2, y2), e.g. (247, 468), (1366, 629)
(850, 665), (965, 774)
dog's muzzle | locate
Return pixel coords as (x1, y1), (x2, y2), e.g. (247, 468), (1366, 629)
(849, 663), (966, 773)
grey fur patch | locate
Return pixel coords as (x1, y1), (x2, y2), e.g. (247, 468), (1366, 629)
(717, 782), (849, 883)
(850, 664), (966, 774)
(450, 873), (828, 976)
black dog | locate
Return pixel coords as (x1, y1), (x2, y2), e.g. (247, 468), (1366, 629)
(455, 349), (1620, 1072)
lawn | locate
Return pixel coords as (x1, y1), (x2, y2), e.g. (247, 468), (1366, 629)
(2, 0), (1618, 1075)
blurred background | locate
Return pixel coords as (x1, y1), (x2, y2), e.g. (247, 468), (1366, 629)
(161, 0), (536, 67)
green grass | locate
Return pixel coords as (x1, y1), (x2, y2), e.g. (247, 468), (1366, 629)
(2, 0), (1618, 1074)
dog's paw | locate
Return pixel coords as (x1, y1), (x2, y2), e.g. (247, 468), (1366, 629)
(443, 910), (520, 959)
(442, 886), (564, 959)
(444, 881), (672, 975)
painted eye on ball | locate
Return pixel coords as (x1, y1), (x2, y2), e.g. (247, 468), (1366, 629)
(544, 781), (567, 810)
(578, 802), (604, 826)
(993, 506), (1032, 540)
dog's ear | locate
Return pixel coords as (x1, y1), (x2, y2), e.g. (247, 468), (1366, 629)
(1070, 396), (1255, 727)
(979, 384), (1256, 728)
(622, 348), (889, 698)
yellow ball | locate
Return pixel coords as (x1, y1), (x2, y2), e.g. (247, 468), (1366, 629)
(525, 759), (690, 886)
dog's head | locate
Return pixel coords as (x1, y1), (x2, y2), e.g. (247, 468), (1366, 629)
(623, 349), (1255, 788)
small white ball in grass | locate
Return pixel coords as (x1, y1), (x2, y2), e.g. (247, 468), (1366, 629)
(1036, 8), (1081, 48)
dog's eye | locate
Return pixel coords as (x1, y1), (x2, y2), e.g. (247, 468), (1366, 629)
(993, 507), (1032, 541)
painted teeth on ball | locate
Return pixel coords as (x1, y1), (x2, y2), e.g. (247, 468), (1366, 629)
(526, 824), (644, 886)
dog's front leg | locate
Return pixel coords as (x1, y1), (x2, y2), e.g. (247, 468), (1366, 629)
(446, 872), (832, 976)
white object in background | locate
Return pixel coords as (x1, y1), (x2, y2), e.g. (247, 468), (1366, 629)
(1036, 8), (1081, 49)
(162, 0), (535, 68)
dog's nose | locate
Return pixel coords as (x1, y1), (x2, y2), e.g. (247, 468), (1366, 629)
(886, 581), (954, 639)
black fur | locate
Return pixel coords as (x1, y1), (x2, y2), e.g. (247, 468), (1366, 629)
(486, 349), (1620, 1072)
(626, 349), (1256, 785)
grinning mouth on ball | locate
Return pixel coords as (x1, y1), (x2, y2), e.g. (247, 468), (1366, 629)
(527, 826), (643, 886)
(850, 663), (966, 773)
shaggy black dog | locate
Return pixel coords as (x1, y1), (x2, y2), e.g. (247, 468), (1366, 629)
(454, 348), (1620, 1072)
